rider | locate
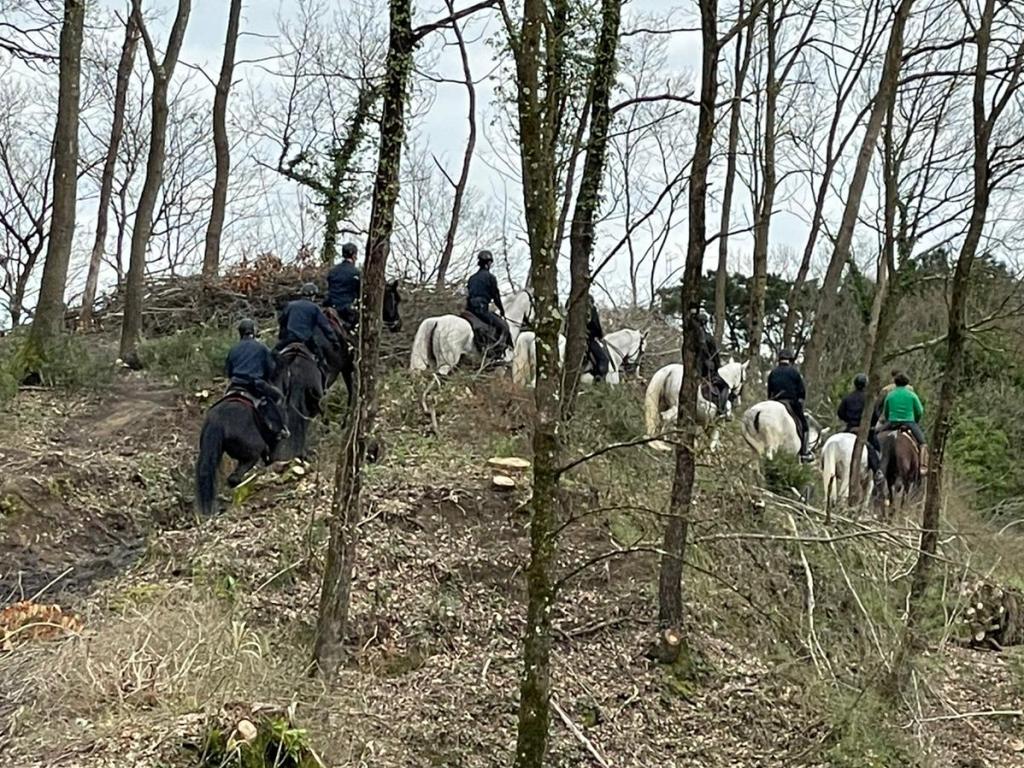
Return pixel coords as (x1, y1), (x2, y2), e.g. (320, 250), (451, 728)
(767, 348), (812, 463)
(693, 308), (729, 415)
(275, 282), (339, 373)
(586, 293), (609, 383)
(837, 373), (882, 482)
(326, 242), (361, 329)
(466, 250), (511, 353)
(879, 372), (928, 472)
(225, 319), (286, 440)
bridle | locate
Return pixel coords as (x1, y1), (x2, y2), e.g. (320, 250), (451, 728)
(606, 332), (646, 375)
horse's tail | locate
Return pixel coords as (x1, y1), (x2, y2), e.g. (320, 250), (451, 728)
(512, 332), (534, 387)
(195, 417), (224, 516)
(741, 407), (762, 455)
(645, 370), (672, 452)
(410, 319), (437, 371)
(821, 441), (838, 507)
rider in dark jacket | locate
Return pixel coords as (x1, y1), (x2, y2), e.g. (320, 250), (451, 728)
(466, 251), (511, 352)
(694, 308), (729, 414)
(326, 242), (361, 328)
(838, 373), (882, 478)
(226, 319), (286, 439)
(585, 294), (609, 383)
(275, 283), (339, 370)
(767, 348), (812, 462)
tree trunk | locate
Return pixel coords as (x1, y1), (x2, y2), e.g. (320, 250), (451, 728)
(511, 0), (568, 763)
(27, 0), (84, 349)
(435, 5), (476, 288)
(312, 0), (414, 676)
(80, 13), (137, 331)
(714, 0), (754, 347)
(201, 0), (242, 281)
(746, 0), (776, 362)
(659, 0), (718, 640)
(119, 0), (192, 367)
(905, 0), (1000, 642)
(562, 0), (622, 413)
(799, 0), (915, 388)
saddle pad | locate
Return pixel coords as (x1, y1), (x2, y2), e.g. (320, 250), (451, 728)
(281, 342), (315, 362)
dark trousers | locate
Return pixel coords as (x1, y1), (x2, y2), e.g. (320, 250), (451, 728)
(846, 426), (880, 472)
(331, 303), (358, 330)
(710, 374), (731, 413)
(587, 336), (609, 380)
(230, 377), (286, 437)
(780, 398), (809, 453)
(468, 302), (511, 350)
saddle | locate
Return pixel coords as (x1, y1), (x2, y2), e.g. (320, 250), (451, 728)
(461, 310), (501, 355)
(323, 307), (356, 351)
(216, 384), (260, 410)
(280, 342), (316, 362)
(894, 424), (922, 452)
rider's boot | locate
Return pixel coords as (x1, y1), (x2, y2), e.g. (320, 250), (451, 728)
(920, 445), (930, 475)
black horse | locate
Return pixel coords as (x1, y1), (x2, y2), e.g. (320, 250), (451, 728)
(273, 344), (326, 461)
(320, 280), (403, 399)
(195, 392), (288, 516)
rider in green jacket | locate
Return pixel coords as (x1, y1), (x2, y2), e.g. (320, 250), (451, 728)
(880, 372), (928, 471)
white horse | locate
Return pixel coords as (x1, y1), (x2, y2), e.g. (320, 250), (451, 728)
(819, 432), (872, 510)
(409, 290), (532, 374)
(511, 328), (647, 388)
(643, 359), (750, 451)
(740, 400), (826, 460)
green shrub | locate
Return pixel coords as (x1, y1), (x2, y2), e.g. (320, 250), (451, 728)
(139, 326), (235, 390)
(763, 452), (816, 496)
(0, 331), (113, 403)
(822, 688), (919, 767)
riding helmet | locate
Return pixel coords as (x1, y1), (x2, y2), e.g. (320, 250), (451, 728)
(342, 242), (358, 260)
(854, 373), (868, 390)
(238, 318), (257, 338)
(696, 308), (710, 323)
(300, 282), (318, 297)
(779, 348), (796, 362)
(477, 250), (494, 266)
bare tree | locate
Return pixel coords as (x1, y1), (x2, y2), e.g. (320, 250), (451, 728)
(200, 0), (243, 280)
(434, 2), (476, 287)
(80, 11), (137, 330)
(26, 0), (84, 349)
(119, 0), (192, 366)
(800, 0), (916, 387)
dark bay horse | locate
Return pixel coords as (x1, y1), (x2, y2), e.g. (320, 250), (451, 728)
(195, 393), (288, 516)
(878, 427), (922, 510)
(321, 280), (403, 400)
(273, 344), (325, 461)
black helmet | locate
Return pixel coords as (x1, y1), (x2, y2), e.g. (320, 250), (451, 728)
(300, 282), (318, 297)
(779, 348), (796, 362)
(341, 242), (357, 260)
(477, 250), (494, 266)
(238, 318), (256, 338)
(854, 373), (868, 390)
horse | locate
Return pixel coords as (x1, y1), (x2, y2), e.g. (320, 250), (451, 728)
(321, 280), (403, 399)
(272, 344), (325, 461)
(195, 392), (288, 516)
(877, 427), (922, 510)
(643, 360), (750, 451)
(511, 328), (648, 388)
(409, 290), (532, 374)
(819, 432), (872, 512)
(740, 400), (825, 460)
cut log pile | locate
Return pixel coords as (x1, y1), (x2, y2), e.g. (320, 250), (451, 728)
(961, 580), (1024, 650)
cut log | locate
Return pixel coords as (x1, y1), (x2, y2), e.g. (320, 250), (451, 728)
(487, 456), (531, 471)
(492, 474), (516, 490)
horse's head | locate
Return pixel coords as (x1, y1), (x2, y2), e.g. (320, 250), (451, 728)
(384, 280), (402, 333)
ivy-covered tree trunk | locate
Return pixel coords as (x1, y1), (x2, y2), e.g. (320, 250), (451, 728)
(201, 0), (243, 281)
(562, 0), (622, 412)
(658, 0), (719, 646)
(799, 0), (915, 388)
(81, 13), (137, 330)
(27, 0), (84, 350)
(508, 0), (569, 762)
(312, 0), (413, 676)
(119, 0), (192, 367)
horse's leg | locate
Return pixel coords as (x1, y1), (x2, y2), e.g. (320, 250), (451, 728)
(227, 456), (259, 487)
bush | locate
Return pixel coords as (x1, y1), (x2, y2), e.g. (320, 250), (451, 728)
(0, 331), (113, 404)
(763, 452), (816, 496)
(139, 326), (236, 390)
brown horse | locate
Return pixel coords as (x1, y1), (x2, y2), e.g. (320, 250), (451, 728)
(877, 427), (922, 510)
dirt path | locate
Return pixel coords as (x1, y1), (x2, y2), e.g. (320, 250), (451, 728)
(0, 374), (190, 603)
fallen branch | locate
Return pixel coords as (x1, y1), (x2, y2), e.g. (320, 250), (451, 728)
(552, 696), (612, 767)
